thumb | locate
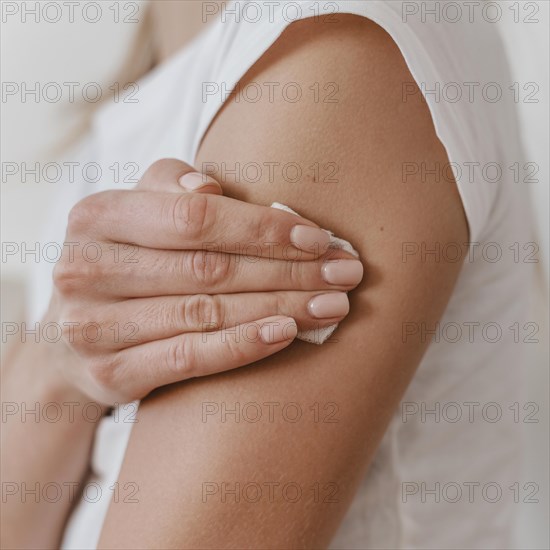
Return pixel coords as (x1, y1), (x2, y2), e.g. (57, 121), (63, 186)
(136, 158), (223, 195)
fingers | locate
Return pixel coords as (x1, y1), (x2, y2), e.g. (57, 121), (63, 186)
(115, 316), (299, 397)
(136, 158), (223, 195)
(85, 291), (350, 349)
(69, 190), (335, 260)
(90, 248), (364, 298)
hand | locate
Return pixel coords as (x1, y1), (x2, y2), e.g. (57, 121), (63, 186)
(49, 159), (364, 405)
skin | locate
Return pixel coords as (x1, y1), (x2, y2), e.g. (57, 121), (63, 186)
(2, 166), (360, 548)
(150, 0), (226, 62)
(0, 3), (217, 544)
(2, 55), (362, 550)
(98, 14), (469, 550)
(48, 160), (360, 405)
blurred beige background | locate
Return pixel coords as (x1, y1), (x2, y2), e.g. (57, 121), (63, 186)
(1, 1), (548, 547)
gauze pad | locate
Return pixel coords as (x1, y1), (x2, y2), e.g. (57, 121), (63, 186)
(270, 202), (359, 345)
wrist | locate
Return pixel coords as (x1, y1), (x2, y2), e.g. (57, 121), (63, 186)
(3, 306), (109, 420)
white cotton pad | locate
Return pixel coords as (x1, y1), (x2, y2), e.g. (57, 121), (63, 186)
(270, 202), (359, 345)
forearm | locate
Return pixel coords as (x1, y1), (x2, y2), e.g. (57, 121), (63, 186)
(1, 314), (102, 549)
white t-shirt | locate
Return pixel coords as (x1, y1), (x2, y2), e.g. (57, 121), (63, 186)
(29, 2), (534, 548)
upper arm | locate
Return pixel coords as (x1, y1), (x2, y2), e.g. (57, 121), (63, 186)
(99, 16), (468, 548)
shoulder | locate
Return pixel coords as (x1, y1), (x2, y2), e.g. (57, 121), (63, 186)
(197, 13), (468, 255)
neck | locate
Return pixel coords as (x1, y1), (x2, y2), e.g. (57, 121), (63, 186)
(150, 1), (225, 62)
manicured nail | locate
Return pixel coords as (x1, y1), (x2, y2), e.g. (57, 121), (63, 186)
(308, 293), (350, 319)
(260, 316), (298, 344)
(179, 172), (219, 191)
(290, 225), (331, 253)
(322, 260), (364, 286)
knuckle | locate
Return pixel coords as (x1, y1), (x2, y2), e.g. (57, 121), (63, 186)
(52, 260), (74, 294)
(225, 332), (250, 366)
(67, 331), (91, 355)
(165, 338), (195, 378)
(60, 316), (81, 349)
(52, 259), (82, 295)
(59, 305), (84, 334)
(180, 294), (224, 330)
(258, 211), (287, 247)
(170, 193), (211, 241)
(186, 249), (232, 288)
(67, 191), (112, 234)
(268, 292), (283, 316)
(61, 316), (103, 356)
(67, 199), (92, 234)
(88, 355), (118, 389)
(286, 257), (303, 287)
(53, 256), (103, 296)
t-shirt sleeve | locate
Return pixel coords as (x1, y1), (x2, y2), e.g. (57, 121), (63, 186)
(194, 0), (522, 244)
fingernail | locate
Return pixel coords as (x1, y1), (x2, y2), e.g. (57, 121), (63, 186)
(290, 225), (331, 253)
(179, 172), (219, 191)
(308, 293), (350, 319)
(322, 260), (364, 286)
(260, 316), (298, 344)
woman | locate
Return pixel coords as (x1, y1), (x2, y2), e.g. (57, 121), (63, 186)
(2, 1), (534, 548)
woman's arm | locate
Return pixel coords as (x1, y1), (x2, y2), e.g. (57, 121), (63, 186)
(99, 16), (468, 548)
(3, 159), (359, 548)
(1, 334), (101, 549)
